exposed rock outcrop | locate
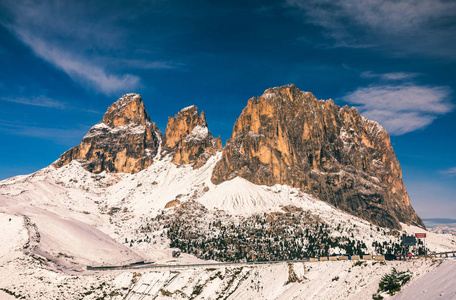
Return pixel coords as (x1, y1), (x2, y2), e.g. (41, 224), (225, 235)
(212, 84), (423, 229)
(162, 105), (222, 168)
(165, 200), (181, 209)
(54, 93), (161, 173)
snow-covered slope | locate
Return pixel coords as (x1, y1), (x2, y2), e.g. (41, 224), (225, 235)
(0, 212), (28, 263)
(393, 259), (456, 300)
(0, 198), (143, 268)
(1, 153), (455, 268)
(1, 152), (455, 299)
(1, 253), (453, 300)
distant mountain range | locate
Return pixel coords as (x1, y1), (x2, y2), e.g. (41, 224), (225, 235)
(423, 218), (456, 234)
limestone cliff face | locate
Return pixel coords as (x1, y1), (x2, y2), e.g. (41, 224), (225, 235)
(162, 105), (222, 168)
(212, 84), (424, 229)
(54, 94), (161, 173)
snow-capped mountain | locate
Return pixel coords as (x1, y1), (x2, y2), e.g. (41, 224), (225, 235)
(58, 84), (422, 230)
(1, 85), (455, 299)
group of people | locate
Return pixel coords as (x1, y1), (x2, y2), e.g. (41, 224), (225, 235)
(397, 253), (413, 260)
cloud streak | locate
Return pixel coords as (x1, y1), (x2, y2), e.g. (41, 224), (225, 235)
(343, 84), (453, 135)
(1, 0), (139, 96)
(287, 0), (456, 57)
(441, 167), (456, 177)
(0, 0), (174, 95)
(116, 59), (182, 70)
(0, 121), (89, 146)
(1, 95), (65, 109)
(0, 94), (101, 113)
(361, 71), (420, 81)
(12, 28), (141, 95)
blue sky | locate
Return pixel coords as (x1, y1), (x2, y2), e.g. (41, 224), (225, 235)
(0, 0), (455, 218)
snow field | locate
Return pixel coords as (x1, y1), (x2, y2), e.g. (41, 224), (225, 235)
(393, 259), (456, 300)
(0, 213), (28, 263)
(0, 258), (432, 300)
(0, 152), (455, 299)
(1, 152), (454, 271)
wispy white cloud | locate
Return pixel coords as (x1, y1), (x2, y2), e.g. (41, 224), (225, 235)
(1, 95), (65, 109)
(0, 0), (173, 95)
(361, 71), (420, 81)
(116, 59), (182, 70)
(0, 121), (89, 145)
(343, 84), (453, 135)
(0, 94), (100, 113)
(14, 28), (140, 95)
(17, 31), (140, 95)
(2, 7), (139, 95)
(441, 167), (456, 177)
(287, 0), (456, 57)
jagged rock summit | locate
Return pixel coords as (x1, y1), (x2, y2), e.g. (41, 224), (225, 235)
(212, 84), (424, 229)
(53, 86), (423, 230)
(54, 93), (161, 173)
(162, 105), (222, 168)
(54, 94), (222, 173)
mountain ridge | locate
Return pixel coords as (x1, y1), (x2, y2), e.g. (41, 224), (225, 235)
(52, 85), (423, 229)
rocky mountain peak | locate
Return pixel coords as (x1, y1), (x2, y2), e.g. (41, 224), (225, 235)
(163, 105), (206, 149)
(54, 94), (161, 173)
(162, 105), (222, 168)
(102, 93), (150, 127)
(263, 84), (307, 99)
(261, 84), (319, 105)
(212, 84), (423, 229)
